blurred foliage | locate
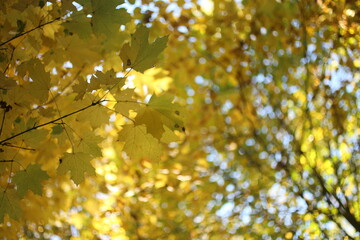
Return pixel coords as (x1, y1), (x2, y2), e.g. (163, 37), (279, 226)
(0, 0), (359, 239)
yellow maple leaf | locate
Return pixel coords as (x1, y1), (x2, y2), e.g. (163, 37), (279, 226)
(118, 124), (161, 161)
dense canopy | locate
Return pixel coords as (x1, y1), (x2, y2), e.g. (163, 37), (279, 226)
(0, 0), (359, 239)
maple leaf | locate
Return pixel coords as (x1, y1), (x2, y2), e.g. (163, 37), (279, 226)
(120, 25), (168, 73)
(76, 131), (104, 158)
(51, 124), (63, 135)
(57, 152), (96, 185)
(160, 126), (180, 144)
(0, 189), (22, 223)
(22, 129), (49, 148)
(135, 94), (184, 139)
(118, 124), (162, 161)
(72, 77), (89, 101)
(18, 59), (51, 103)
(113, 88), (140, 117)
(76, 104), (110, 128)
(0, 72), (16, 90)
(13, 117), (49, 148)
(134, 107), (164, 139)
(148, 94), (184, 130)
(90, 0), (131, 36)
(62, 13), (92, 39)
(88, 70), (124, 91)
(12, 164), (49, 197)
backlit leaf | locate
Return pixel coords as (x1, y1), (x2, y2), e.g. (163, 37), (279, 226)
(120, 25), (168, 72)
(76, 132), (104, 158)
(57, 152), (96, 185)
(18, 59), (51, 103)
(90, 0), (131, 36)
(135, 94), (184, 139)
(118, 124), (161, 161)
(113, 88), (140, 117)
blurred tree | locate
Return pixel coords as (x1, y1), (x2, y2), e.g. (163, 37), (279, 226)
(143, 0), (360, 239)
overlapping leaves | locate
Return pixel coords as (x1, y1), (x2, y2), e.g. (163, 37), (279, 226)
(0, 0), (180, 226)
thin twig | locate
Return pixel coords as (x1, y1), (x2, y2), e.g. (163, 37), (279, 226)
(1, 143), (35, 151)
(50, 91), (75, 152)
(3, 45), (15, 74)
(0, 17), (61, 47)
(0, 111), (6, 137)
(0, 160), (14, 163)
(0, 100), (105, 145)
(45, 64), (86, 106)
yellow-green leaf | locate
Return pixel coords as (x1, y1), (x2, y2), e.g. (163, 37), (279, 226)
(76, 104), (109, 128)
(135, 94), (184, 139)
(18, 59), (51, 103)
(91, 0), (131, 36)
(76, 132), (104, 157)
(13, 164), (49, 197)
(118, 124), (161, 161)
(88, 70), (124, 91)
(0, 189), (22, 223)
(57, 152), (96, 185)
(113, 88), (140, 117)
(120, 25), (168, 73)
(22, 129), (49, 148)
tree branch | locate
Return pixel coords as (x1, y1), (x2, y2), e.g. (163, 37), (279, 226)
(0, 17), (61, 47)
(1, 143), (35, 151)
(0, 111), (6, 137)
(0, 160), (14, 163)
(0, 100), (104, 145)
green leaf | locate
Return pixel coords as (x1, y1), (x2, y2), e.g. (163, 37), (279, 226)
(160, 126), (180, 144)
(76, 132), (104, 158)
(0, 189), (22, 223)
(135, 94), (184, 139)
(51, 125), (63, 135)
(18, 59), (51, 103)
(13, 164), (49, 197)
(57, 152), (96, 185)
(120, 25), (168, 73)
(0, 72), (16, 90)
(113, 88), (140, 117)
(91, 0), (131, 36)
(16, 20), (26, 34)
(76, 104), (110, 128)
(148, 94), (184, 130)
(72, 77), (89, 101)
(118, 124), (162, 161)
(62, 13), (92, 39)
(134, 106), (164, 139)
(13, 118), (48, 147)
(22, 129), (49, 148)
(88, 70), (123, 91)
